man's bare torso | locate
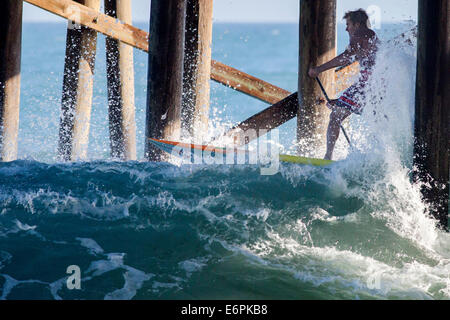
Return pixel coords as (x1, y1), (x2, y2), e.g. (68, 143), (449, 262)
(349, 28), (379, 71)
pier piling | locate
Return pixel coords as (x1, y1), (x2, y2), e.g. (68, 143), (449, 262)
(105, 0), (137, 161)
(297, 0), (336, 157)
(145, 0), (187, 161)
(413, 0), (449, 230)
(0, 0), (23, 162)
(58, 0), (100, 161)
(182, 0), (214, 143)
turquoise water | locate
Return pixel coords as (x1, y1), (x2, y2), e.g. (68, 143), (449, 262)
(1, 22), (449, 300)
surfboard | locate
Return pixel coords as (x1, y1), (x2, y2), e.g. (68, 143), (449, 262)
(148, 138), (334, 167)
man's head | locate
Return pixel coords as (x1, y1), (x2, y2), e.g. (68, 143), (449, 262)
(344, 9), (370, 36)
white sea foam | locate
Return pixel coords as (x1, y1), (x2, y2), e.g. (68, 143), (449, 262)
(14, 219), (36, 231)
(76, 237), (104, 255)
(235, 228), (446, 299)
(104, 267), (153, 300)
(0, 274), (48, 300)
(179, 257), (209, 277)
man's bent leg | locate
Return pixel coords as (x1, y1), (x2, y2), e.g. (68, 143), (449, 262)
(325, 107), (351, 160)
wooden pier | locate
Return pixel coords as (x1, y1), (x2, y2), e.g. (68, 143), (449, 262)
(297, 0), (336, 158)
(0, 0), (23, 161)
(0, 0), (447, 228)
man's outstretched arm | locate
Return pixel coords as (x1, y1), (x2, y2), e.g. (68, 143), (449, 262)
(308, 33), (366, 78)
(308, 50), (355, 78)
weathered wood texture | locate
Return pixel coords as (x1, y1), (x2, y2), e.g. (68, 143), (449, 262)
(0, 0), (22, 161)
(145, 0), (187, 161)
(58, 0), (100, 161)
(105, 0), (136, 160)
(413, 0), (449, 229)
(210, 60), (292, 105)
(298, 0), (337, 157)
(182, 0), (214, 142)
(221, 93), (298, 146)
(25, 0), (149, 51)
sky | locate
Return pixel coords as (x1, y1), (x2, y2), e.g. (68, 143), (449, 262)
(23, 0), (418, 24)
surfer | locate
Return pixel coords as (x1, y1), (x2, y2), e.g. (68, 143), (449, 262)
(308, 9), (379, 160)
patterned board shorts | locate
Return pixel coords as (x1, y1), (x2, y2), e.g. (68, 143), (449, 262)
(333, 70), (371, 115)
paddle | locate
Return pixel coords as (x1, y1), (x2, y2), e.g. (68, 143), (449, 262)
(315, 77), (353, 148)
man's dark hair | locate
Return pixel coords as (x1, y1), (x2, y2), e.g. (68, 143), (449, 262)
(343, 9), (369, 26)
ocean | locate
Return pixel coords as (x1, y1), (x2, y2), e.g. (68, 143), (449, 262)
(1, 21), (449, 300)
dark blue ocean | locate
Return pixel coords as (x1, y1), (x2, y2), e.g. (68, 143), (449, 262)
(1, 21), (449, 300)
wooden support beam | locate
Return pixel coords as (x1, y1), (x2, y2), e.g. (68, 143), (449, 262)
(58, 0), (100, 161)
(105, 0), (136, 160)
(220, 93), (298, 146)
(211, 60), (291, 105)
(413, 0), (449, 230)
(182, 0), (214, 142)
(25, 0), (149, 51)
(145, 0), (186, 161)
(298, 0), (336, 158)
(0, 0), (22, 162)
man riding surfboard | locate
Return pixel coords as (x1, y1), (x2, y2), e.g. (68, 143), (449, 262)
(308, 9), (380, 160)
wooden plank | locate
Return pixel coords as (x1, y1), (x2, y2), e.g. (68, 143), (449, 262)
(105, 0), (136, 160)
(58, 0), (100, 161)
(24, 0), (149, 51)
(0, 0), (23, 161)
(219, 93), (298, 146)
(297, 0), (336, 158)
(413, 0), (449, 230)
(211, 60), (291, 105)
(182, 0), (214, 142)
(144, 0), (186, 161)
